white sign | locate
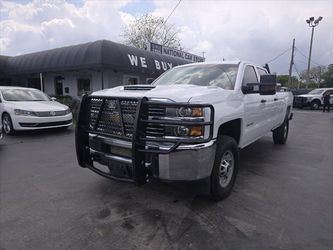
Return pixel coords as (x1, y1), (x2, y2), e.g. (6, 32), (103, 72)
(149, 42), (205, 63)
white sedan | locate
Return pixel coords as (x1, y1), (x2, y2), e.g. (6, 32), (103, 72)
(0, 87), (73, 135)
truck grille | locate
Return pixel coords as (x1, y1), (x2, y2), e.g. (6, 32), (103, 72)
(145, 105), (165, 137)
(88, 97), (138, 139)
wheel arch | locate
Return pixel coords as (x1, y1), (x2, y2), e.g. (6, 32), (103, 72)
(217, 119), (241, 145)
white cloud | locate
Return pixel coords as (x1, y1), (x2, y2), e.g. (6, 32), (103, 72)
(0, 0), (332, 73)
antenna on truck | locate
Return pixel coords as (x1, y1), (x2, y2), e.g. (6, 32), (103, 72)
(263, 64), (271, 74)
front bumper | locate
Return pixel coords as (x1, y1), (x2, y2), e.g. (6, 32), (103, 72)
(12, 113), (73, 130)
(86, 134), (216, 181)
(76, 95), (215, 184)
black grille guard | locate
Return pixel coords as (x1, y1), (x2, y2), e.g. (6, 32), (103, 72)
(75, 95), (214, 184)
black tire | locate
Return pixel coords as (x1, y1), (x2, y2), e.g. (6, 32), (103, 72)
(2, 113), (14, 135)
(310, 100), (320, 110)
(210, 135), (239, 201)
(272, 118), (289, 144)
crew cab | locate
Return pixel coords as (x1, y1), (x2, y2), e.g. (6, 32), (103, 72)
(76, 61), (293, 200)
(294, 88), (333, 109)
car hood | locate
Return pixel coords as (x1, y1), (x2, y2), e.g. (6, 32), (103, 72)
(295, 94), (319, 98)
(92, 84), (231, 103)
(5, 101), (69, 111)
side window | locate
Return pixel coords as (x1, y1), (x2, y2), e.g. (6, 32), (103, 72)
(256, 68), (268, 77)
(242, 66), (258, 86)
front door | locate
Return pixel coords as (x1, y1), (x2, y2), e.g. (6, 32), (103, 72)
(55, 77), (64, 96)
(241, 65), (266, 146)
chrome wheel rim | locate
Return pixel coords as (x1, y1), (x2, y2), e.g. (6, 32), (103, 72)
(219, 150), (234, 188)
(3, 116), (12, 134)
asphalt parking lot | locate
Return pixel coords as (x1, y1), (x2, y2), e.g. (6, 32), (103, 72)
(0, 109), (332, 250)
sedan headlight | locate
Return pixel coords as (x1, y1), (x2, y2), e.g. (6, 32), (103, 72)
(14, 109), (37, 116)
(65, 108), (71, 115)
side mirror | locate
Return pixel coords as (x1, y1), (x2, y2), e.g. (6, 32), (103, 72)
(51, 97), (57, 101)
(242, 74), (277, 95)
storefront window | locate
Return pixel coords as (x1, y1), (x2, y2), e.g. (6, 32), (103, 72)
(77, 78), (91, 96)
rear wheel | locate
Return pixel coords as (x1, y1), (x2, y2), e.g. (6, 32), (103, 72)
(273, 118), (289, 144)
(210, 135), (239, 201)
(2, 113), (14, 135)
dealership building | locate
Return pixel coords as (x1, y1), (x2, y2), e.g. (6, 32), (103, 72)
(0, 40), (200, 98)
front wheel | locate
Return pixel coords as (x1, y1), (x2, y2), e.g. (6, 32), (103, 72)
(2, 113), (15, 135)
(210, 135), (239, 201)
(310, 100), (320, 110)
(272, 118), (289, 144)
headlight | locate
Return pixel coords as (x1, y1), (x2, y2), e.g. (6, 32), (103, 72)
(65, 108), (71, 114)
(166, 107), (204, 117)
(175, 125), (203, 137)
(14, 109), (37, 116)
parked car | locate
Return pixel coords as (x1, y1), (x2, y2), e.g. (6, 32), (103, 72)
(293, 88), (333, 109)
(0, 87), (73, 135)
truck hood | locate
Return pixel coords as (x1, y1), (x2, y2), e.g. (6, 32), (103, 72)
(92, 84), (229, 103)
(295, 94), (319, 98)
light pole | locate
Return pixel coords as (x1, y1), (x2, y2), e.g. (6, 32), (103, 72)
(305, 16), (323, 88)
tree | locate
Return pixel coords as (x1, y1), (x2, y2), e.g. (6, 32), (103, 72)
(321, 64), (333, 87)
(277, 75), (299, 88)
(300, 66), (326, 87)
(122, 14), (181, 50)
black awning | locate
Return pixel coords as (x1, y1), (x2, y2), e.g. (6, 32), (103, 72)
(3, 40), (190, 76)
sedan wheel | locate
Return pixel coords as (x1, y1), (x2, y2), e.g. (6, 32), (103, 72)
(2, 114), (14, 135)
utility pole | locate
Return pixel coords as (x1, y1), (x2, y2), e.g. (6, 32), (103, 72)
(288, 38), (295, 88)
(306, 16), (323, 88)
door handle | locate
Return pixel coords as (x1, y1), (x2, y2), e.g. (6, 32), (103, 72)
(261, 99), (267, 103)
(274, 98), (278, 101)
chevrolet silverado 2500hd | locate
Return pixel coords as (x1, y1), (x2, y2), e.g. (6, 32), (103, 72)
(76, 61), (293, 200)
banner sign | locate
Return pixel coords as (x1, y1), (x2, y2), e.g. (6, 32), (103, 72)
(149, 42), (205, 63)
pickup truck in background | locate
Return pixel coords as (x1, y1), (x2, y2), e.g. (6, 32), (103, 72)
(294, 88), (333, 109)
(76, 61), (293, 200)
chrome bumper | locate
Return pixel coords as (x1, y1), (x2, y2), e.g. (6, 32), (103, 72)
(88, 134), (216, 181)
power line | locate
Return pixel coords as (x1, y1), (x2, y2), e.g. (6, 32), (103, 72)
(293, 63), (302, 79)
(164, 0), (182, 25)
(265, 48), (291, 64)
(294, 47), (322, 66)
(151, 0), (182, 43)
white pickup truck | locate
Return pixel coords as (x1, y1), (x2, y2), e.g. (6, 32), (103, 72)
(76, 61), (293, 200)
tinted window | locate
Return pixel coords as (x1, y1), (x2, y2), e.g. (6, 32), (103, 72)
(154, 64), (239, 90)
(242, 66), (258, 86)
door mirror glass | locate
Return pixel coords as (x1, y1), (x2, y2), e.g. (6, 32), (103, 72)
(242, 74), (277, 95)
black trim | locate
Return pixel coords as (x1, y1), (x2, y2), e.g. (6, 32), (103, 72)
(19, 119), (72, 127)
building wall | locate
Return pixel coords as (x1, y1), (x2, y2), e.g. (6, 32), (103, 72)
(5, 68), (160, 99)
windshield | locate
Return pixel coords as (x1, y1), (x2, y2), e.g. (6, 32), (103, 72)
(1, 89), (50, 101)
(153, 64), (239, 90)
(308, 89), (325, 95)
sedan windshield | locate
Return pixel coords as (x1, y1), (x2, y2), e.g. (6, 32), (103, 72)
(308, 89), (324, 95)
(1, 89), (50, 101)
(153, 64), (239, 90)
